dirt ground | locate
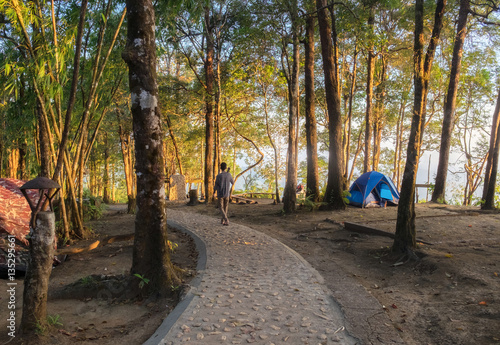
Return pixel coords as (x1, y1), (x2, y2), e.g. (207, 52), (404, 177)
(172, 200), (500, 345)
(2, 201), (499, 345)
(0, 204), (198, 345)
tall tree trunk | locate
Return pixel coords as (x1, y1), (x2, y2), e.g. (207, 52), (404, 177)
(432, 0), (469, 203)
(8, 149), (19, 179)
(394, 0), (446, 253)
(103, 132), (110, 203)
(372, 55), (386, 171)
(363, 10), (375, 174)
(123, 0), (179, 294)
(304, 14), (320, 202)
(204, 6), (215, 203)
(262, 82), (281, 204)
(317, 0), (345, 209)
(111, 163), (116, 202)
(482, 89), (500, 209)
(393, 93), (408, 188)
(36, 102), (51, 177)
(49, 0), (88, 239)
(344, 46), (358, 182)
(214, 54), (222, 179)
(165, 114), (183, 175)
(18, 140), (27, 180)
(117, 109), (136, 214)
(51, 0), (87, 185)
(282, 2), (300, 214)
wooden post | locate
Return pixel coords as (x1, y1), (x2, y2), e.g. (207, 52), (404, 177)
(20, 211), (55, 333)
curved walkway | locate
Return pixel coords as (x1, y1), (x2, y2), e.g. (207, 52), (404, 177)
(146, 209), (361, 345)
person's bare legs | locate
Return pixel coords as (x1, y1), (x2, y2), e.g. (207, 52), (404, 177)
(222, 197), (230, 225)
(218, 197), (229, 225)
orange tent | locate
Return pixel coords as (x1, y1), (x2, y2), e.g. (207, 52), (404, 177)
(0, 178), (39, 246)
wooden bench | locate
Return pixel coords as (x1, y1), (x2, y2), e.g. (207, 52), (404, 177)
(240, 192), (276, 199)
(230, 194), (259, 204)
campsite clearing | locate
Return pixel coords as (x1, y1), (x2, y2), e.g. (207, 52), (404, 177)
(179, 200), (500, 345)
(1, 201), (498, 345)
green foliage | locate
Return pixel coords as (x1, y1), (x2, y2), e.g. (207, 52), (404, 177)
(35, 314), (63, 335)
(82, 189), (105, 221)
(0, 0), (498, 225)
(79, 275), (95, 287)
(35, 320), (48, 336)
(134, 273), (150, 289)
(298, 193), (326, 211)
(342, 190), (351, 205)
(47, 314), (63, 327)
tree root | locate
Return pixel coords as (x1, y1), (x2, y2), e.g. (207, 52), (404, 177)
(392, 247), (420, 267)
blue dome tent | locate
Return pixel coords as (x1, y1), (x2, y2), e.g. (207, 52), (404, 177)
(346, 171), (400, 208)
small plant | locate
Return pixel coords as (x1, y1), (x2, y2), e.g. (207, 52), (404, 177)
(342, 190), (351, 205)
(302, 193), (326, 211)
(170, 284), (180, 291)
(47, 314), (63, 327)
(35, 320), (48, 335)
(427, 183), (435, 195)
(61, 236), (69, 247)
(35, 315), (63, 335)
(79, 275), (95, 287)
(167, 240), (178, 253)
(134, 273), (150, 289)
(82, 189), (105, 221)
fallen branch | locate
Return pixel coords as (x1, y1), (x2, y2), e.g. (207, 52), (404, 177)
(57, 233), (135, 255)
(344, 222), (433, 245)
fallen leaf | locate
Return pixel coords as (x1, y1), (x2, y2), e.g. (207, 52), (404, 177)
(445, 254), (453, 258)
(59, 329), (76, 337)
(494, 272), (498, 277)
(479, 301), (487, 305)
(391, 304), (398, 309)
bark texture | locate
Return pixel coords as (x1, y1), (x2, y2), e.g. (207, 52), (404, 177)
(481, 89), (500, 210)
(20, 212), (55, 333)
(364, 10), (375, 173)
(123, 0), (178, 294)
(432, 0), (469, 203)
(317, 0), (345, 209)
(304, 14), (320, 202)
(204, 6), (215, 203)
(394, 0), (446, 253)
(282, 2), (300, 214)
(36, 102), (51, 177)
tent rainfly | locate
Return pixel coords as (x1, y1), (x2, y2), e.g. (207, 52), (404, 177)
(0, 178), (39, 245)
(346, 171), (400, 208)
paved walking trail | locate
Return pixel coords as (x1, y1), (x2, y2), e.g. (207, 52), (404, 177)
(145, 209), (361, 345)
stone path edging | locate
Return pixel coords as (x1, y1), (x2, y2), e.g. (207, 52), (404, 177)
(145, 209), (360, 345)
(144, 220), (208, 345)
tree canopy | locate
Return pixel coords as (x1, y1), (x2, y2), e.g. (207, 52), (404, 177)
(0, 0), (499, 248)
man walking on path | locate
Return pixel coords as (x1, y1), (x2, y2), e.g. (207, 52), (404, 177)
(214, 162), (234, 226)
